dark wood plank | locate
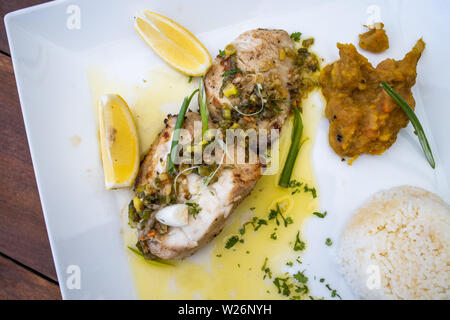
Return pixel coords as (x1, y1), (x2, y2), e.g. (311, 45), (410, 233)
(0, 53), (57, 281)
(0, 0), (51, 55)
(0, 254), (61, 300)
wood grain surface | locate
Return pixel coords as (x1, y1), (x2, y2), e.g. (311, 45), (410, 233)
(0, 254), (60, 300)
(0, 0), (58, 300)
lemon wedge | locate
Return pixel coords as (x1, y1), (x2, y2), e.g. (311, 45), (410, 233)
(134, 10), (212, 76)
(98, 94), (140, 190)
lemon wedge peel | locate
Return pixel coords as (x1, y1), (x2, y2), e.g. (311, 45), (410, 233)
(98, 94), (140, 190)
(134, 11), (212, 76)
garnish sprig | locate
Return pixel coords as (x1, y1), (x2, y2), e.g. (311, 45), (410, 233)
(279, 107), (304, 187)
(168, 89), (199, 173)
(380, 82), (435, 169)
(198, 77), (209, 138)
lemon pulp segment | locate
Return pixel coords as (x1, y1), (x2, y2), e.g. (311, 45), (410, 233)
(98, 94), (139, 189)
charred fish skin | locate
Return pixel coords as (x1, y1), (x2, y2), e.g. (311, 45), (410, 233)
(205, 29), (298, 133)
(130, 112), (261, 260)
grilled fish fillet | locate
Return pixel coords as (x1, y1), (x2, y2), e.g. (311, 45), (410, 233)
(205, 29), (298, 132)
(132, 112), (261, 260)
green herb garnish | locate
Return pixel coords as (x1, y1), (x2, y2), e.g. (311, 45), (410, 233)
(239, 217), (268, 235)
(313, 211), (327, 218)
(218, 49), (226, 57)
(269, 203), (293, 227)
(262, 258), (272, 279)
(279, 107), (304, 187)
(225, 235), (240, 249)
(325, 283), (342, 299)
(185, 202), (201, 219)
(221, 68), (243, 78)
(294, 231), (306, 251)
(290, 32), (302, 42)
(293, 270), (308, 284)
(198, 77), (209, 138)
(325, 238), (333, 246)
(168, 89), (199, 173)
(380, 81), (435, 169)
(304, 185), (317, 198)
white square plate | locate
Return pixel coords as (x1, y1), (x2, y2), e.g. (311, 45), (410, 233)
(5, 0), (450, 299)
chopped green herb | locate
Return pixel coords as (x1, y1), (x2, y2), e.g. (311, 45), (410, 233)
(262, 257), (272, 279)
(270, 232), (278, 240)
(294, 231), (306, 251)
(290, 32), (302, 42)
(304, 185), (317, 198)
(313, 211), (327, 218)
(221, 68), (243, 78)
(286, 261), (294, 267)
(293, 270), (308, 284)
(325, 283), (342, 299)
(185, 202), (201, 219)
(225, 235), (240, 249)
(250, 207), (256, 211)
(288, 180), (303, 188)
(273, 277), (291, 296)
(188, 76), (193, 83)
(325, 238), (333, 246)
(218, 49), (226, 57)
(268, 203), (293, 227)
(239, 217), (267, 235)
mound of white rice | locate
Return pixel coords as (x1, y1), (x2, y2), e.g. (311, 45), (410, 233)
(338, 186), (450, 300)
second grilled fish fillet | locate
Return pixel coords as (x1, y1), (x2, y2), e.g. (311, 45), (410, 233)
(204, 29), (298, 132)
(130, 112), (261, 260)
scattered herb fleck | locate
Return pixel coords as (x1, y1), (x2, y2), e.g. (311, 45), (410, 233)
(273, 277), (291, 296)
(325, 238), (333, 246)
(225, 235), (240, 249)
(269, 203), (293, 227)
(325, 283), (342, 299)
(221, 68), (243, 78)
(239, 217), (268, 235)
(304, 185), (317, 198)
(290, 32), (302, 42)
(313, 211), (327, 218)
(262, 258), (272, 280)
(293, 270), (308, 284)
(185, 202), (201, 219)
(294, 231), (306, 251)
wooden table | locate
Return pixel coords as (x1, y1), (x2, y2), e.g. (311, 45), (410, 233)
(0, 0), (61, 299)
